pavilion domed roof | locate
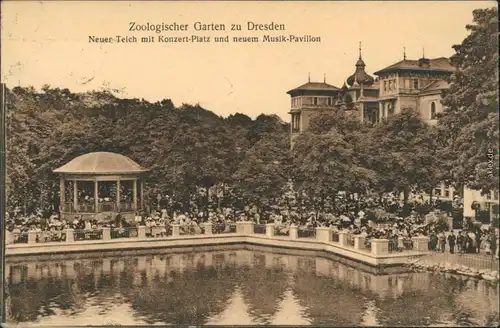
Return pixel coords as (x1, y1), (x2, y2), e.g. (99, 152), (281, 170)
(53, 152), (148, 175)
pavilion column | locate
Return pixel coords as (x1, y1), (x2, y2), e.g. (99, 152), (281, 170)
(94, 180), (99, 213)
(59, 177), (65, 212)
(116, 180), (121, 213)
(73, 180), (78, 212)
(140, 181), (144, 211)
(133, 179), (138, 211)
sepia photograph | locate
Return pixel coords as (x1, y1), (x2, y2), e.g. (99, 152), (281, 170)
(1, 1), (499, 326)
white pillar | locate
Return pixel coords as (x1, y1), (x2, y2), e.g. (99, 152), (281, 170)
(338, 231), (349, 246)
(316, 227), (331, 243)
(66, 229), (75, 242)
(73, 180), (78, 212)
(116, 180), (121, 212)
(28, 231), (37, 244)
(289, 225), (298, 240)
(138, 226), (146, 239)
(411, 236), (430, 252)
(204, 223), (213, 235)
(133, 179), (138, 211)
(265, 223), (275, 237)
(102, 227), (111, 240)
(172, 224), (180, 237)
(60, 177), (65, 212)
(371, 239), (389, 256)
(94, 180), (99, 213)
(354, 235), (366, 250)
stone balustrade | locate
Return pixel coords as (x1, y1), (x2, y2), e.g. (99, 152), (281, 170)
(8, 221), (430, 260)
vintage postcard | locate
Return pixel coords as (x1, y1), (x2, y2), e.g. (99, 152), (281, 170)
(1, 1), (499, 327)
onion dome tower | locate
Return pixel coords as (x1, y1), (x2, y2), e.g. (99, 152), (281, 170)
(346, 42), (375, 87)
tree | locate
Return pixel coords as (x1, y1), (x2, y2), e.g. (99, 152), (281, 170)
(438, 7), (499, 193)
(231, 132), (290, 209)
(368, 108), (440, 216)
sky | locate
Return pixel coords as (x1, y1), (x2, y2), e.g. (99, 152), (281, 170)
(1, 1), (496, 120)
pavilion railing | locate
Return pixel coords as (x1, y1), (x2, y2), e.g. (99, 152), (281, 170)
(111, 227), (138, 239)
(253, 224), (266, 234)
(212, 223), (237, 234)
(61, 202), (135, 213)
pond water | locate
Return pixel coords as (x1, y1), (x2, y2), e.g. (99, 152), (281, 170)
(4, 246), (500, 326)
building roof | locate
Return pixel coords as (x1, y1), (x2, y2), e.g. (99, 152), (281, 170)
(422, 79), (450, 91)
(346, 57), (375, 87)
(374, 57), (455, 75)
(286, 82), (339, 94)
(53, 152), (148, 175)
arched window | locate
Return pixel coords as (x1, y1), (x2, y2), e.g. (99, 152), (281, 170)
(430, 102), (437, 119)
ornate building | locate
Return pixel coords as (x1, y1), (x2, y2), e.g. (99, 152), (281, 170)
(286, 46), (499, 224)
(287, 45), (455, 145)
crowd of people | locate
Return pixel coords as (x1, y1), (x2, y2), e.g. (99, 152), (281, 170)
(4, 191), (499, 258)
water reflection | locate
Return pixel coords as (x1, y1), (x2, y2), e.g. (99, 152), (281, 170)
(5, 248), (500, 326)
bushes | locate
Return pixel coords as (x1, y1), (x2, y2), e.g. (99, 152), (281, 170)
(435, 216), (450, 232)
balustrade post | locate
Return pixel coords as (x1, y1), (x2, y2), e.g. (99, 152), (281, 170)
(265, 223), (275, 237)
(338, 231), (348, 246)
(65, 229), (75, 243)
(371, 239), (389, 256)
(138, 226), (146, 239)
(204, 222), (213, 235)
(5, 230), (12, 245)
(354, 235), (366, 250)
(411, 236), (430, 252)
(316, 227), (332, 243)
(102, 227), (111, 241)
(237, 221), (254, 235)
(172, 224), (181, 237)
(28, 231), (37, 244)
(289, 225), (298, 240)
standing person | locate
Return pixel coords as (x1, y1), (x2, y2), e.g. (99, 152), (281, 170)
(447, 231), (456, 254)
(457, 231), (464, 253)
(438, 232), (446, 253)
(475, 229), (482, 253)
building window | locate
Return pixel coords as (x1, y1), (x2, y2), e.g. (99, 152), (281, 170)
(434, 188), (442, 196)
(486, 192), (492, 200)
(291, 114), (301, 133)
(430, 102), (437, 119)
(494, 191), (499, 200)
(313, 97), (318, 105)
(413, 79), (419, 89)
(384, 81), (388, 92)
(327, 98), (332, 106)
(444, 190), (450, 198)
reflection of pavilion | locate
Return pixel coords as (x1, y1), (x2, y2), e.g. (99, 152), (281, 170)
(206, 287), (256, 325)
(54, 152), (148, 221)
(271, 275), (312, 325)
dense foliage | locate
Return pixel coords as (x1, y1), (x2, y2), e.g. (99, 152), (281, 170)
(4, 7), (498, 218)
(437, 7), (499, 193)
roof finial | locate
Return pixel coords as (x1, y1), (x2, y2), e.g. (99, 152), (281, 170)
(403, 46), (406, 60)
(324, 73), (326, 83)
(422, 47), (425, 59)
(359, 41), (362, 59)
(308, 72), (310, 82)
